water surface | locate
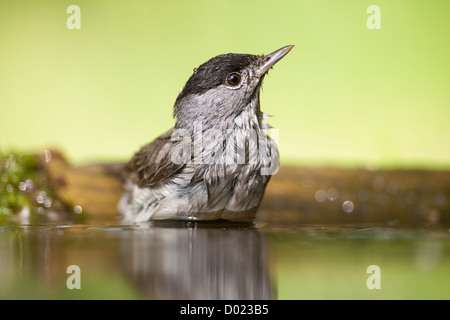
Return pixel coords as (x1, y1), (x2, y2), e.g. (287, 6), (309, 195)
(1, 221), (449, 299)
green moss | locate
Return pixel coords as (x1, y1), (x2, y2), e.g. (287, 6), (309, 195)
(0, 152), (69, 223)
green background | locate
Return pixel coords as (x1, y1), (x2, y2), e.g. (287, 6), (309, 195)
(1, 0), (449, 169)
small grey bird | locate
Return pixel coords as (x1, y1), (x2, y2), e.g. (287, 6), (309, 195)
(119, 45), (294, 223)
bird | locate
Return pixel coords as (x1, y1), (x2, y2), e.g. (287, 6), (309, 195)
(119, 45), (294, 223)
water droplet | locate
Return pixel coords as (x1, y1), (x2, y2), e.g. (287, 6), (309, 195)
(386, 181), (399, 194)
(36, 193), (45, 204)
(19, 182), (27, 191)
(327, 188), (338, 201)
(315, 190), (327, 202)
(342, 200), (354, 213)
(44, 198), (52, 208)
(6, 184), (13, 193)
(26, 179), (34, 191)
(74, 205), (83, 214)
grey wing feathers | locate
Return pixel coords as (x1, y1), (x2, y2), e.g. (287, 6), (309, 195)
(126, 129), (185, 187)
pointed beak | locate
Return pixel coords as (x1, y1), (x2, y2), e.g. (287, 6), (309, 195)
(257, 45), (294, 77)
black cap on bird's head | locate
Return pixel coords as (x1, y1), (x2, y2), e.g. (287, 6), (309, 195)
(173, 45), (294, 129)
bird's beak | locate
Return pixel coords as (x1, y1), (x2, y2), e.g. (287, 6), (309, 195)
(257, 45), (294, 77)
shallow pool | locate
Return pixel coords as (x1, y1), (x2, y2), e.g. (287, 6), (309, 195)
(1, 221), (449, 299)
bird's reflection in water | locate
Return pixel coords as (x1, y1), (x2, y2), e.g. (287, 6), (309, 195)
(120, 221), (275, 299)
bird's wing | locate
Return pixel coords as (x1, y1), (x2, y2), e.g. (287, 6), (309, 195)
(126, 128), (186, 187)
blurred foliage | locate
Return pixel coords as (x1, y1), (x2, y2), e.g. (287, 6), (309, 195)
(0, 151), (84, 223)
(0, 153), (38, 220)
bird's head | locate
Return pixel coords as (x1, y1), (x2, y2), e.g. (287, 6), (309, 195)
(173, 45), (294, 130)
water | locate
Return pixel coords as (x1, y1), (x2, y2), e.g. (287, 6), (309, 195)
(1, 221), (449, 299)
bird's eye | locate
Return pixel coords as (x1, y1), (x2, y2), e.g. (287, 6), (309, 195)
(226, 73), (242, 86)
